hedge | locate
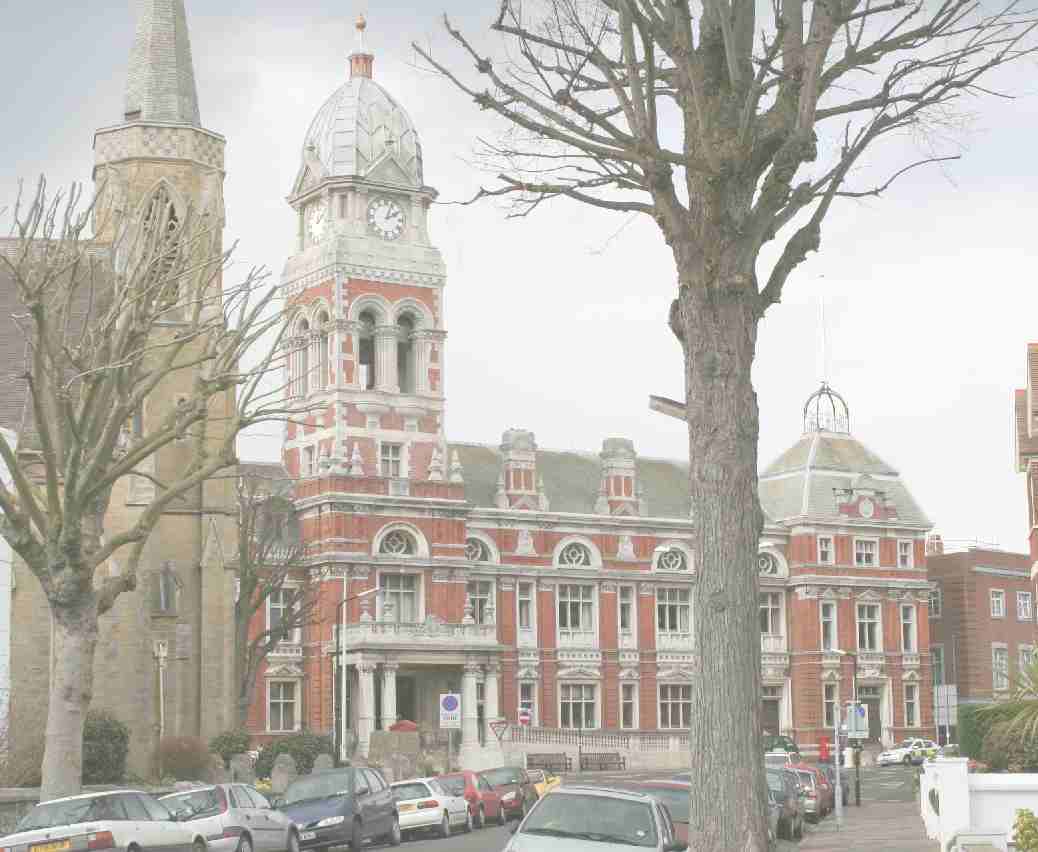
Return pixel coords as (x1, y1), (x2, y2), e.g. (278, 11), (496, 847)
(253, 731), (335, 779)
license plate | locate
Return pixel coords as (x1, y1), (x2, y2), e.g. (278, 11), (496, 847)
(398, 804), (416, 812)
(299, 832), (316, 841)
(33, 841), (71, 852)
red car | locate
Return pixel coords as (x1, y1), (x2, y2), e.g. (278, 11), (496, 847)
(437, 770), (505, 828)
(789, 762), (834, 821)
(605, 781), (690, 844)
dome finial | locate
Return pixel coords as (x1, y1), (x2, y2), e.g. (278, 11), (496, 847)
(350, 12), (374, 79)
(803, 381), (850, 435)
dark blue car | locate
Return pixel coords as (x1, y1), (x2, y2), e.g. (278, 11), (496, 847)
(278, 768), (399, 851)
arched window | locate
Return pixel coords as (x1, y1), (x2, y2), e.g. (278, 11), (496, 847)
(379, 529), (417, 556)
(466, 537), (491, 562)
(358, 310), (376, 390)
(559, 542), (592, 567)
(315, 310), (330, 389)
(657, 548), (688, 572)
(758, 553), (780, 576)
(153, 561), (182, 614)
(140, 185), (181, 313)
(397, 313), (416, 394)
(296, 319), (310, 397)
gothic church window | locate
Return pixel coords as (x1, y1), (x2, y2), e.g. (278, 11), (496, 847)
(140, 185), (181, 314)
(358, 310), (376, 389)
(153, 561), (182, 615)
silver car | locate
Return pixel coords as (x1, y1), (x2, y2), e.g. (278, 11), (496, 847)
(502, 785), (688, 852)
(160, 784), (299, 852)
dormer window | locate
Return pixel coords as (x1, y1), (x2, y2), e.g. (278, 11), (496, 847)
(818, 536), (833, 565)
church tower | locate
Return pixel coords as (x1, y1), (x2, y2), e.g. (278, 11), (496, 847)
(88, 0), (237, 765)
(282, 16), (449, 489)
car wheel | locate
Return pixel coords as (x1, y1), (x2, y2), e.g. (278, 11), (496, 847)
(237, 835), (253, 852)
(287, 831), (299, 852)
(193, 840), (206, 852)
(498, 804), (507, 826)
(794, 816), (804, 840)
(474, 805), (485, 829)
(388, 815), (401, 847)
(464, 808), (473, 833)
(348, 819), (362, 852)
(439, 812), (451, 839)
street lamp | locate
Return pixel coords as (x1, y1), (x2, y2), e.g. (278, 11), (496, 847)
(332, 586), (380, 763)
(828, 648), (863, 827)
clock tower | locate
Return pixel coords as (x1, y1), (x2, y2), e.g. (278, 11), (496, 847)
(281, 15), (450, 488)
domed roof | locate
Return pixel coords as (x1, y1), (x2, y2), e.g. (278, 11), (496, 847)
(301, 75), (423, 190)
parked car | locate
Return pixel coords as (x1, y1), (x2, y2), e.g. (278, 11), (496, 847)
(437, 770), (505, 828)
(480, 766), (539, 821)
(765, 767), (804, 840)
(389, 777), (470, 838)
(789, 763), (833, 821)
(523, 769), (561, 799)
(502, 785), (687, 851)
(764, 750), (795, 768)
(276, 767), (399, 851)
(877, 738), (939, 767)
(161, 784), (298, 852)
(818, 763), (850, 806)
(595, 781), (690, 845)
(0, 790), (206, 852)
(762, 734), (800, 757)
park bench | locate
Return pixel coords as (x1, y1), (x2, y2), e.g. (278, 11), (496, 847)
(527, 752), (573, 773)
(579, 752), (627, 771)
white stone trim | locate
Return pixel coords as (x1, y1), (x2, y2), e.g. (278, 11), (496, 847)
(465, 530), (501, 564)
(371, 521), (429, 558)
(552, 535), (602, 568)
(652, 540), (695, 575)
(348, 293), (393, 324)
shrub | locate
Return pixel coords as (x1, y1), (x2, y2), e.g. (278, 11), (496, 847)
(981, 722), (1038, 772)
(83, 711), (130, 784)
(0, 733), (45, 787)
(253, 731), (335, 778)
(209, 729), (252, 769)
(1015, 809), (1038, 852)
(158, 736), (210, 781)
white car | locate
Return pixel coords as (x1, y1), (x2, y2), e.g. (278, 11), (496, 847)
(877, 738), (938, 766)
(390, 777), (471, 838)
(0, 790), (205, 852)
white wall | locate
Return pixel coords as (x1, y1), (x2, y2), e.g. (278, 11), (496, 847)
(0, 427), (15, 744)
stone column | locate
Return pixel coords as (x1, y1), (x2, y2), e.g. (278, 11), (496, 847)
(482, 663), (505, 766)
(381, 662), (399, 729)
(357, 662), (376, 758)
(412, 331), (431, 394)
(374, 326), (399, 393)
(458, 662), (484, 769)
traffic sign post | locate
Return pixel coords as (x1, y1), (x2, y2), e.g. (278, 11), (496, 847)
(440, 694), (461, 772)
(844, 702), (866, 807)
(518, 707), (532, 727)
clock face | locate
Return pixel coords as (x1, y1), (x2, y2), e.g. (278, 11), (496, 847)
(859, 497), (875, 519)
(307, 203), (326, 244)
(368, 197), (405, 240)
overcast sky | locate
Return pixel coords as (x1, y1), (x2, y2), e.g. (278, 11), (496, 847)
(3, 1), (1037, 553)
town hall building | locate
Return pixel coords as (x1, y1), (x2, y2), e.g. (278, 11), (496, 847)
(249, 17), (938, 766)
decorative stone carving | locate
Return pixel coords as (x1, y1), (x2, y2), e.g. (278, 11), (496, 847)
(449, 451), (464, 483)
(431, 569), (452, 584)
(462, 594), (475, 624)
(537, 475), (550, 511)
(638, 582), (656, 597)
(349, 443), (364, 476)
(601, 581), (618, 593)
(427, 446), (445, 481)
(515, 528), (536, 556)
(796, 586), (820, 600)
(617, 535), (636, 561)
(494, 472), (508, 509)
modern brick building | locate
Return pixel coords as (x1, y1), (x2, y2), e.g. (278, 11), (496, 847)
(248, 19), (937, 765)
(927, 545), (1036, 742)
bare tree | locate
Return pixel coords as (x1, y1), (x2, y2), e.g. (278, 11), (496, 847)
(232, 472), (317, 728)
(0, 179), (291, 800)
(415, 1), (1036, 846)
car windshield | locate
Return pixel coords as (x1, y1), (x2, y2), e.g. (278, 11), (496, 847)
(160, 789), (222, 819)
(521, 794), (658, 848)
(17, 796), (121, 832)
(795, 772), (815, 790)
(896, 740), (915, 749)
(392, 783), (431, 800)
(482, 768), (522, 786)
(765, 772), (785, 794)
(437, 776), (466, 796)
(764, 753), (789, 766)
(285, 772), (352, 805)
(641, 787), (689, 824)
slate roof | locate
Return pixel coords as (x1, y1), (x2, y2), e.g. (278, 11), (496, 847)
(758, 430), (931, 528)
(450, 442), (691, 519)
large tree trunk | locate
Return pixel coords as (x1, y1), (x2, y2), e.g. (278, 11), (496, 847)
(678, 274), (769, 850)
(40, 597), (99, 801)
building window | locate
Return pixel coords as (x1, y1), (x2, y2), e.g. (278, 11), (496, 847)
(379, 529), (417, 556)
(557, 584), (595, 639)
(380, 443), (402, 478)
(621, 683), (637, 729)
(900, 605), (917, 653)
(558, 542), (593, 567)
(904, 683), (919, 728)
(519, 681), (537, 725)
(268, 587), (301, 643)
(1018, 592), (1033, 622)
(659, 684), (692, 729)
(823, 683), (838, 729)
(517, 582), (533, 630)
(380, 574), (419, 622)
(821, 601), (838, 651)
(993, 646), (1009, 691)
(854, 539), (877, 567)
(559, 683), (596, 729)
(897, 540), (913, 569)
(466, 580), (494, 625)
(656, 547), (689, 572)
(269, 681), (298, 732)
(466, 537), (491, 562)
(657, 588), (691, 636)
(618, 585), (635, 637)
(358, 310), (376, 389)
(932, 646), (944, 687)
(304, 446), (315, 477)
(759, 592), (782, 636)
(818, 536), (834, 565)
(1020, 645), (1034, 675)
(757, 553), (780, 576)
(929, 585), (942, 619)
(857, 603), (881, 652)
(991, 590), (1006, 618)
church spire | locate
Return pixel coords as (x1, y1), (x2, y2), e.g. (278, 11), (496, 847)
(123, 0), (201, 126)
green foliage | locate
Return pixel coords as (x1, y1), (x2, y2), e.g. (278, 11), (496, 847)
(209, 729), (252, 769)
(253, 731), (335, 778)
(0, 734), (44, 787)
(981, 722), (1038, 772)
(82, 711), (130, 784)
(158, 736), (210, 781)
(1015, 809), (1038, 851)
(959, 704), (1012, 760)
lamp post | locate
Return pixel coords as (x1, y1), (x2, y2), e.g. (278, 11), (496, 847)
(332, 586), (379, 762)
